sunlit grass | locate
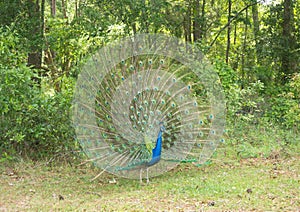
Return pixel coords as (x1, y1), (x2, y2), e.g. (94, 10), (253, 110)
(1, 148), (299, 211)
(1, 119), (299, 210)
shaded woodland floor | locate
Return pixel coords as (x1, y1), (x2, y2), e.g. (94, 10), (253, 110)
(0, 154), (299, 211)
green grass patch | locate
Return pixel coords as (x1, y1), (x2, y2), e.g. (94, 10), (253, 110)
(1, 154), (299, 211)
(1, 120), (299, 211)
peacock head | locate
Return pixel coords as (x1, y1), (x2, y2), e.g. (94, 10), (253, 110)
(159, 122), (166, 133)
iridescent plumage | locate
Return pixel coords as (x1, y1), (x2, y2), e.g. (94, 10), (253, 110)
(72, 34), (226, 182)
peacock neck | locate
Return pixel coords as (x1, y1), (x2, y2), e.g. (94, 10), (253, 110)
(153, 130), (163, 156)
(147, 128), (163, 167)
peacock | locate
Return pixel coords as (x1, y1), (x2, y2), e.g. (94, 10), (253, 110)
(72, 34), (226, 183)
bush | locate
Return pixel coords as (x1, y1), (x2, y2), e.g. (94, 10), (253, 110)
(214, 59), (265, 124)
(0, 65), (78, 161)
(225, 117), (300, 160)
(0, 26), (26, 67)
(264, 74), (300, 132)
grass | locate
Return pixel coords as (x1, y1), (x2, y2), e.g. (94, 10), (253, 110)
(1, 120), (299, 211)
(1, 149), (299, 211)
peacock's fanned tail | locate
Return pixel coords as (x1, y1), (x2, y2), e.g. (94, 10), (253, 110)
(72, 34), (226, 180)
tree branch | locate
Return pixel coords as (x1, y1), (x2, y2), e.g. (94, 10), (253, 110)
(209, 1), (261, 48)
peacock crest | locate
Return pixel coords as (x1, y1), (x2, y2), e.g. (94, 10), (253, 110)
(72, 34), (226, 182)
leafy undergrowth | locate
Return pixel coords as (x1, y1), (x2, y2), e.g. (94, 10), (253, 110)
(0, 153), (299, 211)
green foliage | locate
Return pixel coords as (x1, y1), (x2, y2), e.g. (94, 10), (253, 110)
(0, 0), (299, 163)
(227, 81), (265, 125)
(260, 1), (300, 80)
(214, 58), (238, 92)
(35, 16), (107, 92)
(290, 73), (300, 99)
(0, 66), (78, 161)
(0, 0), (23, 27)
(0, 27), (26, 67)
(214, 59), (265, 123)
(46, 18), (99, 75)
(265, 76), (300, 131)
(254, 65), (274, 87)
(226, 117), (300, 159)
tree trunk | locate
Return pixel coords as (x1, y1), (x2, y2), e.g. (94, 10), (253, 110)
(184, 0), (192, 46)
(252, 1), (261, 60)
(241, 8), (248, 88)
(51, 0), (56, 17)
(75, 0), (78, 17)
(26, 0), (46, 86)
(233, 23), (237, 45)
(76, 0), (82, 17)
(141, 0), (149, 33)
(62, 0), (67, 18)
(281, 0), (296, 81)
(193, 0), (201, 42)
(200, 0), (206, 39)
(41, 0), (45, 39)
(186, 1), (192, 43)
(27, 0), (42, 69)
(225, 0), (231, 64)
(132, 22), (137, 35)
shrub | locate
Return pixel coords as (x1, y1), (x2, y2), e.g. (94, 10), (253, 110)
(214, 59), (265, 124)
(264, 74), (300, 132)
(0, 65), (78, 161)
(0, 26), (26, 67)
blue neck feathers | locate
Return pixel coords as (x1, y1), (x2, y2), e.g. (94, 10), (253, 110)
(147, 126), (164, 167)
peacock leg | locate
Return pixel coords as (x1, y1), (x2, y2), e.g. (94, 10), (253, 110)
(146, 167), (149, 184)
(140, 168), (143, 184)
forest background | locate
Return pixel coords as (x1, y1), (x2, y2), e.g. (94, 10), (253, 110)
(0, 0), (299, 210)
(0, 0), (299, 168)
